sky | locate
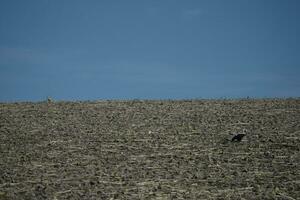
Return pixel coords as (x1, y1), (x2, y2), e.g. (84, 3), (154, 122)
(0, 0), (299, 101)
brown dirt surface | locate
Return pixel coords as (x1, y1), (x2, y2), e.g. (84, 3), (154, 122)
(0, 98), (299, 200)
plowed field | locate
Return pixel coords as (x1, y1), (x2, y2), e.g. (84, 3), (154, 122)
(0, 99), (299, 199)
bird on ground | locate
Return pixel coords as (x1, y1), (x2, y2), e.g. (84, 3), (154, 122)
(231, 129), (247, 142)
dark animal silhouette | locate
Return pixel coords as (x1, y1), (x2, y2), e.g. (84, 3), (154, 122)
(231, 129), (247, 142)
(231, 133), (246, 142)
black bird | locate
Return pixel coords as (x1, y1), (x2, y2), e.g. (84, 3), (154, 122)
(231, 129), (247, 142)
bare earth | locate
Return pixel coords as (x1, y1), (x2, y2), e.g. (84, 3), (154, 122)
(0, 99), (299, 200)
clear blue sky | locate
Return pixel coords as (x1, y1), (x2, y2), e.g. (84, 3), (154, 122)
(0, 0), (299, 101)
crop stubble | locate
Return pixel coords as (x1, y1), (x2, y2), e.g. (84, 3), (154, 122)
(0, 99), (299, 199)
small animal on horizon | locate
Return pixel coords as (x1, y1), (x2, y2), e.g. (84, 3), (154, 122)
(47, 97), (53, 103)
(231, 129), (247, 142)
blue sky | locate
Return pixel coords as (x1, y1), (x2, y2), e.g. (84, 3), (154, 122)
(0, 0), (299, 101)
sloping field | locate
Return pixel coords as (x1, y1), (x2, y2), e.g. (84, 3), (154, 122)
(0, 99), (299, 200)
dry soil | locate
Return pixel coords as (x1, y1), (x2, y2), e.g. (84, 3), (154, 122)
(0, 99), (299, 199)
